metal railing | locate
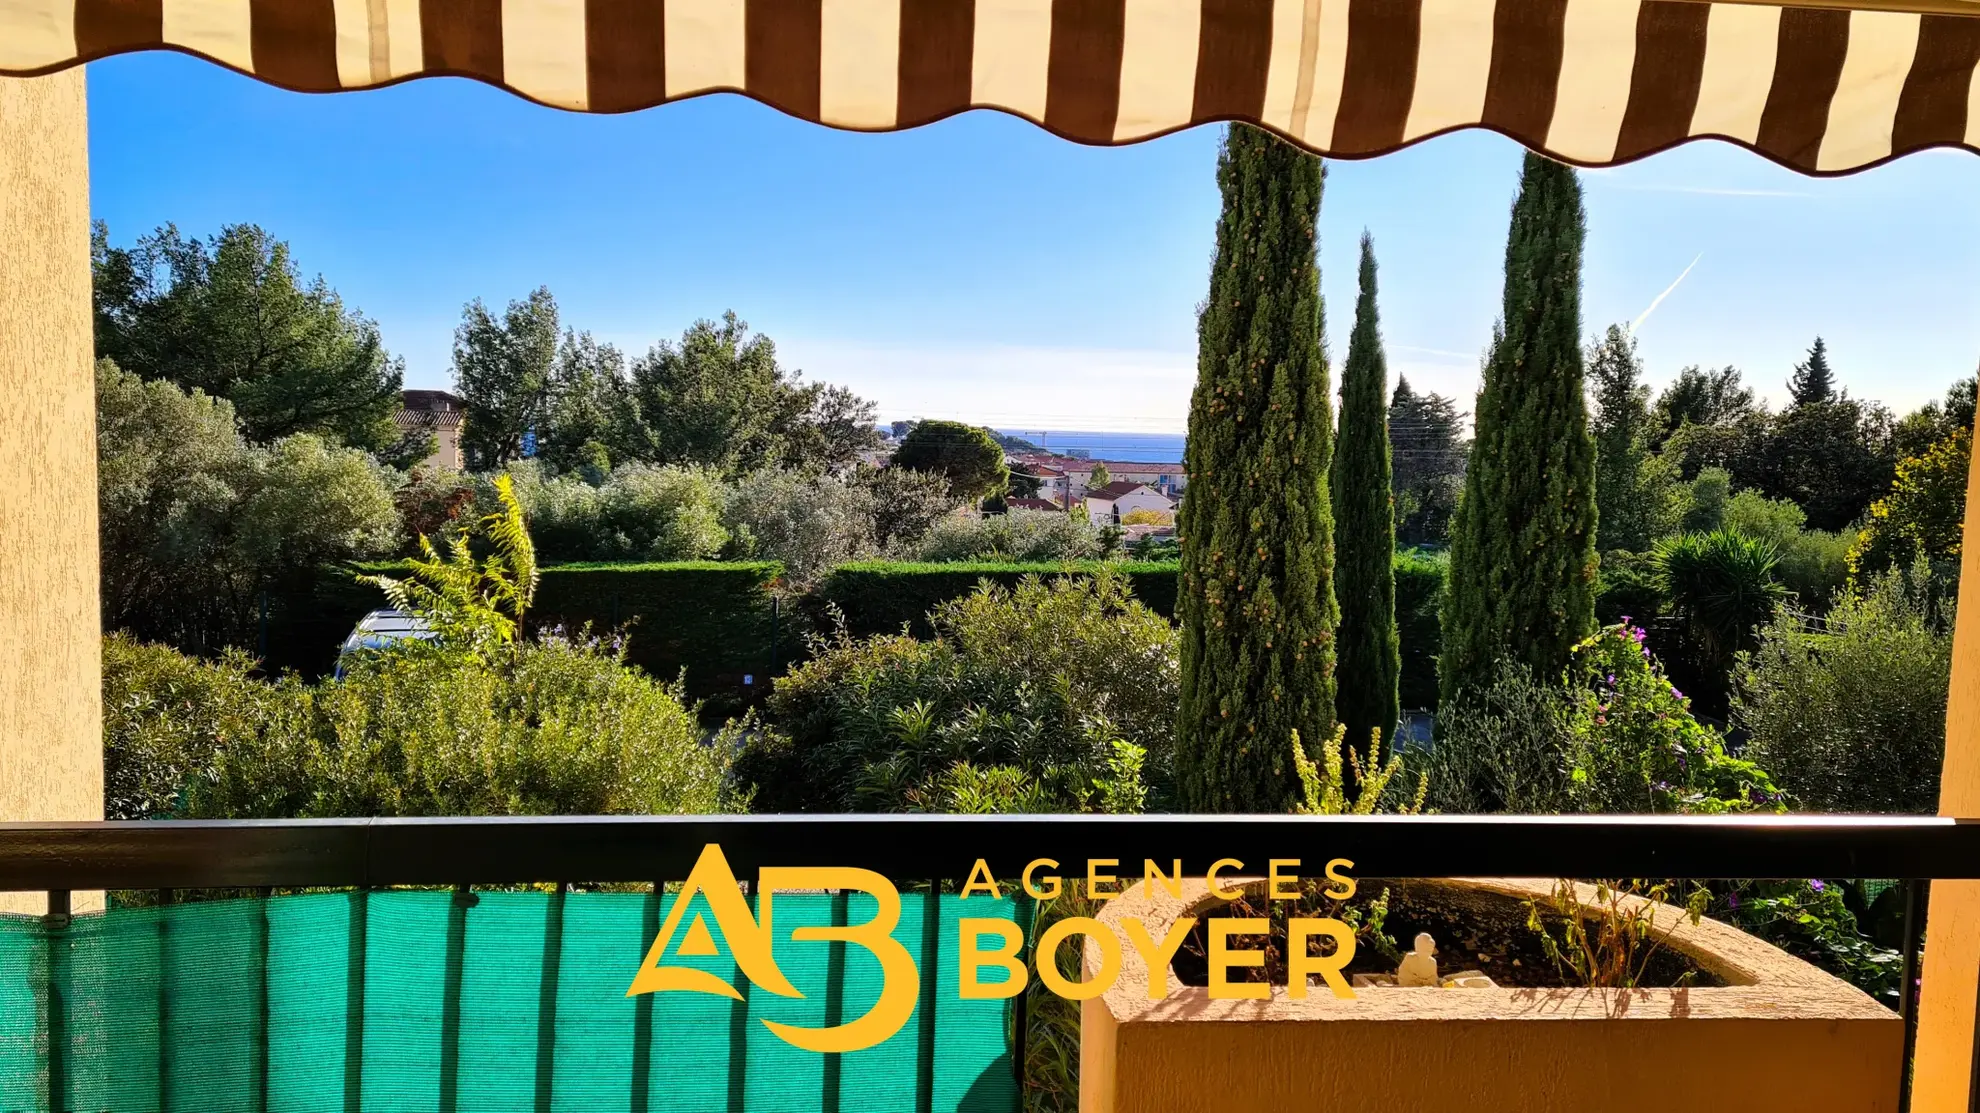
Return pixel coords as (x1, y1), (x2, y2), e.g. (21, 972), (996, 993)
(2, 813), (1978, 1112)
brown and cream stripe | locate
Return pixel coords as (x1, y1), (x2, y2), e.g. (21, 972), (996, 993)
(3, 0), (1977, 174)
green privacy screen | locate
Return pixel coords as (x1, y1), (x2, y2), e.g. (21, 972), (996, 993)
(0, 890), (1026, 1113)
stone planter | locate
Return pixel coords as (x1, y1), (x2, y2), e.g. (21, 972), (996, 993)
(1080, 876), (1900, 1113)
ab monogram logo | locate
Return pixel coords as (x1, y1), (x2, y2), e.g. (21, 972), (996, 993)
(624, 843), (919, 1053)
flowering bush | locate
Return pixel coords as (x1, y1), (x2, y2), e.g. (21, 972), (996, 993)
(1564, 621), (1782, 814)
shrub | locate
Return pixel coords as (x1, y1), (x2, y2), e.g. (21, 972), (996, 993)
(722, 470), (879, 584)
(1420, 662), (1578, 814)
(917, 508), (1106, 563)
(1425, 625), (1780, 816)
(505, 460), (730, 562)
(737, 573), (1171, 813)
(97, 361), (403, 656)
(1737, 560), (1953, 813)
(1562, 623), (1781, 815)
(104, 633), (728, 820)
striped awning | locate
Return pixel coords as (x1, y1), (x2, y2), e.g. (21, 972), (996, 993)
(3, 0), (1977, 175)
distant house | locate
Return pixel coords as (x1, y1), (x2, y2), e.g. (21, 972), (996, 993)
(1008, 454), (1186, 502)
(397, 389), (465, 471)
(1083, 481), (1174, 526)
(1010, 462), (1069, 504)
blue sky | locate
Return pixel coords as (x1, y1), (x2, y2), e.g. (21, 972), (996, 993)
(88, 51), (1980, 435)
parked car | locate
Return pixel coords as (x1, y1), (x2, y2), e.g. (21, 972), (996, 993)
(334, 609), (435, 678)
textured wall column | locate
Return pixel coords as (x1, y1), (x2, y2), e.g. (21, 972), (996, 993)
(0, 70), (101, 916)
(1913, 406), (1980, 1110)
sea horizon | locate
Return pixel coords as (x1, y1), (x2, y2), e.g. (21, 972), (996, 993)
(993, 428), (1186, 464)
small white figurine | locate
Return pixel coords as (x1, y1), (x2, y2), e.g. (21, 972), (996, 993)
(1397, 932), (1440, 987)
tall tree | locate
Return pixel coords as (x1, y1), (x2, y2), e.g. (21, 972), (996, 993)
(1587, 324), (1657, 552)
(453, 287), (560, 470)
(891, 420), (1008, 499)
(541, 329), (633, 476)
(1331, 234), (1400, 754)
(1652, 364), (1756, 446)
(1176, 125), (1338, 813)
(1441, 153), (1598, 703)
(92, 222), (405, 453)
(1388, 376), (1468, 545)
(1788, 337), (1836, 407)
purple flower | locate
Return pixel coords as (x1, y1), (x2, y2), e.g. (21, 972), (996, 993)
(1620, 615), (1633, 625)
(1809, 879), (1825, 892)
(1727, 892), (1740, 909)
(1606, 674), (1616, 685)
(1671, 687), (1684, 700)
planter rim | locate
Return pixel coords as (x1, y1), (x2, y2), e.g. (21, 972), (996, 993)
(1084, 875), (1894, 1025)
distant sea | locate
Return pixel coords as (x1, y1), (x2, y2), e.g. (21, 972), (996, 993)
(995, 429), (1186, 464)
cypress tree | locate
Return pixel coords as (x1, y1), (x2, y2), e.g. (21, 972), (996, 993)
(1330, 233), (1400, 755)
(1440, 153), (1598, 703)
(1176, 125), (1337, 813)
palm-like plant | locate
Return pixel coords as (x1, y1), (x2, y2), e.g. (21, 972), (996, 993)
(359, 473), (539, 650)
(1650, 529), (1787, 673)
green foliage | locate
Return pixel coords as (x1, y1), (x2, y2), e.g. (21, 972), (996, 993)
(97, 360), (402, 656)
(1719, 488), (1850, 608)
(1787, 336), (1836, 408)
(1738, 560), (1953, 813)
(1441, 154), (1597, 704)
(1388, 377), (1468, 547)
(1524, 880), (1708, 989)
(1679, 466), (1731, 533)
(1649, 529), (1787, 684)
(1292, 725), (1425, 815)
(739, 574), (1171, 813)
(1393, 550), (1446, 710)
(103, 632), (730, 820)
(454, 286), (561, 469)
(858, 465), (961, 552)
(811, 560), (1179, 638)
(506, 460), (731, 563)
(892, 420), (1010, 500)
(916, 509), (1108, 563)
(92, 222), (404, 452)
(1850, 427), (1968, 582)
(102, 635), (307, 821)
(1652, 365), (1756, 446)
(1751, 397), (1897, 532)
(1563, 623), (1782, 814)
(1420, 661), (1577, 814)
(1332, 235), (1401, 753)
(1177, 124), (1338, 813)
(1588, 324), (1659, 552)
(1718, 881), (1902, 1006)
(720, 469), (881, 584)
(1423, 625), (1782, 816)
(361, 472), (539, 649)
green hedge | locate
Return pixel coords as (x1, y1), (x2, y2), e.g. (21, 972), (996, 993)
(266, 561), (792, 716)
(809, 560), (1181, 638)
(1394, 550), (1447, 710)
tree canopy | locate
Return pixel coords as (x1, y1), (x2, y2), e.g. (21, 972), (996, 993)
(891, 420), (1009, 499)
(93, 222), (408, 458)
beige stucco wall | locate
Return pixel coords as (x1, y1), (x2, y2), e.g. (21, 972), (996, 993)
(0, 70), (102, 915)
(1910, 406), (1980, 1111)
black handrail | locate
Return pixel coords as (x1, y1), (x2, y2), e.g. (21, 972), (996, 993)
(4, 813), (1978, 1113)
(0, 813), (1975, 890)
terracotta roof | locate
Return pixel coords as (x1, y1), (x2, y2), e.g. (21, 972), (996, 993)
(1086, 480), (1157, 501)
(1006, 497), (1063, 512)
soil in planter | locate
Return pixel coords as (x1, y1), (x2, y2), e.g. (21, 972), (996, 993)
(1170, 879), (1721, 990)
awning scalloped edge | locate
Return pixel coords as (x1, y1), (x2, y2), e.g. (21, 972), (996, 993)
(3, 0), (1977, 177)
